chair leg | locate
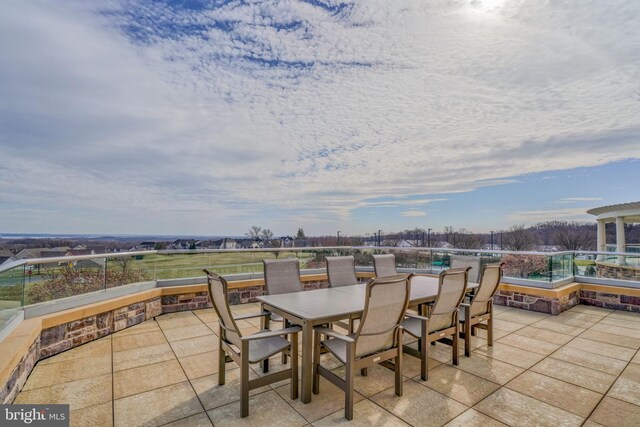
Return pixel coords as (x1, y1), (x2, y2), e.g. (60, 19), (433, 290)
(488, 316), (494, 346)
(395, 349), (403, 396)
(345, 343), (355, 420)
(452, 324), (460, 366)
(282, 319), (289, 365)
(240, 349), (250, 418)
(291, 331), (299, 400)
(361, 368), (368, 376)
(464, 320), (472, 357)
(313, 330), (321, 395)
(471, 325), (476, 336)
(218, 338), (226, 386)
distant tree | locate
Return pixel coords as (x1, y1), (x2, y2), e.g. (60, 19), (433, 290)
(261, 229), (274, 245)
(246, 225), (262, 241)
(502, 254), (548, 279)
(551, 223), (596, 251)
(502, 225), (538, 251)
(154, 242), (166, 250)
(295, 228), (306, 239)
(451, 229), (483, 249)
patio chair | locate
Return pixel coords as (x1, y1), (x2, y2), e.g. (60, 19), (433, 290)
(204, 269), (301, 418)
(263, 258), (303, 365)
(326, 255), (360, 332)
(312, 274), (411, 420)
(402, 267), (470, 381)
(459, 262), (505, 356)
(373, 254), (398, 277)
(450, 255), (481, 283)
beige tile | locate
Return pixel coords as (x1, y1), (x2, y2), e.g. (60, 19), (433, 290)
(530, 358), (617, 393)
(492, 305), (512, 314)
(554, 312), (601, 328)
(23, 353), (111, 390)
(163, 324), (214, 342)
(591, 322), (640, 339)
(170, 334), (219, 358)
(599, 316), (640, 330)
(471, 326), (510, 340)
(423, 341), (456, 363)
(608, 363), (640, 406)
(495, 309), (548, 325)
(156, 311), (203, 330)
(193, 308), (219, 324)
(443, 408), (507, 427)
(191, 368), (270, 411)
(39, 337), (111, 365)
(453, 353), (524, 385)
(583, 421), (606, 427)
(114, 359), (187, 399)
(70, 402), (112, 427)
(566, 337), (636, 361)
(112, 330), (167, 352)
(506, 371), (602, 417)
(162, 412), (212, 427)
(513, 325), (574, 345)
(404, 354), (442, 379)
(15, 374), (112, 412)
(579, 329), (640, 349)
(492, 319), (525, 332)
(632, 352), (640, 364)
(207, 390), (306, 426)
(180, 351), (219, 380)
(531, 319), (585, 336)
(331, 364), (405, 398)
(474, 388), (583, 427)
(113, 342), (175, 372)
(590, 396), (640, 427)
(275, 377), (365, 423)
(371, 380), (467, 427)
(114, 381), (203, 427)
(496, 334), (560, 355)
(313, 399), (410, 426)
(550, 346), (627, 375)
(474, 343), (545, 369)
(422, 365), (499, 406)
(113, 320), (160, 337)
(606, 311), (640, 322)
(568, 305), (613, 317)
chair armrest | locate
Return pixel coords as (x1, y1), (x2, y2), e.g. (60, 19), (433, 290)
(404, 312), (429, 322)
(241, 326), (302, 341)
(233, 311), (272, 321)
(314, 326), (355, 343)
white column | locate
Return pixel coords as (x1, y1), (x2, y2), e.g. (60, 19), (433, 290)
(596, 220), (606, 261)
(616, 216), (626, 265)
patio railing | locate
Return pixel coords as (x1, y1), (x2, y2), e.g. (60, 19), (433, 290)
(1, 246), (639, 333)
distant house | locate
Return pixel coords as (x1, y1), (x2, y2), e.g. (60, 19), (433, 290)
(293, 238), (309, 248)
(0, 250), (16, 267)
(236, 239), (262, 249)
(280, 236), (294, 248)
(436, 241), (454, 249)
(396, 240), (415, 248)
(536, 245), (559, 252)
(15, 248), (47, 260)
(137, 241), (157, 250)
(66, 249), (93, 256)
(211, 238), (237, 250)
(171, 239), (202, 250)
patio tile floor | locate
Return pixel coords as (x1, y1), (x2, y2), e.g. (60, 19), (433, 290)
(14, 304), (640, 426)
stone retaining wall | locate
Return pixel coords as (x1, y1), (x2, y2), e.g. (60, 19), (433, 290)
(493, 289), (579, 315)
(579, 289), (640, 312)
(597, 262), (640, 281)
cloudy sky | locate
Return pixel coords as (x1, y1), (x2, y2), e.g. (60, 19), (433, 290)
(1, 0), (639, 236)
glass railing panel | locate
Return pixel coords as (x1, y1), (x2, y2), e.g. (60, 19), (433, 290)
(105, 254), (153, 287)
(501, 253), (552, 282)
(575, 252), (640, 282)
(23, 257), (108, 305)
(0, 264), (24, 328)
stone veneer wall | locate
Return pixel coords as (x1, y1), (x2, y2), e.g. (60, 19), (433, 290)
(493, 289), (579, 315)
(597, 263), (640, 282)
(2, 340), (39, 404)
(579, 289), (640, 312)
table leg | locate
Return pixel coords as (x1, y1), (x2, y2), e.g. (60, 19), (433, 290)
(301, 320), (313, 403)
(261, 303), (270, 373)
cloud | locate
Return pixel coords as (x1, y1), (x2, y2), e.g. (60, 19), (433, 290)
(557, 197), (603, 203)
(1, 0), (640, 234)
(507, 208), (593, 224)
(401, 210), (427, 217)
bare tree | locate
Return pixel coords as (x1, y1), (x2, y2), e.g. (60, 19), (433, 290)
(502, 225), (538, 251)
(246, 226), (262, 241)
(552, 224), (595, 250)
(451, 229), (484, 249)
(261, 229), (274, 245)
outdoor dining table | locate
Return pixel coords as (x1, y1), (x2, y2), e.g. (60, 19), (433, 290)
(257, 274), (478, 404)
